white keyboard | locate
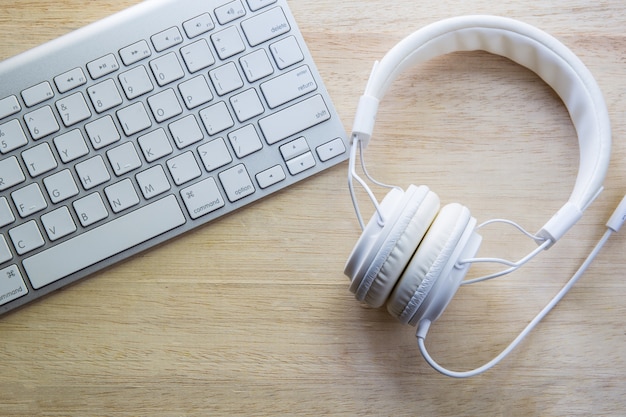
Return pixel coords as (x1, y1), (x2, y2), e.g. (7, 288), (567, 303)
(0, 0), (347, 315)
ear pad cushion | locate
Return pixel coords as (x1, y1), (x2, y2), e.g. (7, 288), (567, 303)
(361, 189), (439, 308)
(387, 203), (472, 324)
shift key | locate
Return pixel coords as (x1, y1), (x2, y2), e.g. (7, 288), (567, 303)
(259, 95), (330, 145)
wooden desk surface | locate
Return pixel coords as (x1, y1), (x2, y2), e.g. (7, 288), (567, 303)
(1, 1), (625, 415)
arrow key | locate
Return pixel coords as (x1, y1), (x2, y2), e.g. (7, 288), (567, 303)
(256, 165), (286, 189)
(286, 151), (315, 176)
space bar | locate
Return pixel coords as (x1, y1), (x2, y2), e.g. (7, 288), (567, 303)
(23, 195), (186, 289)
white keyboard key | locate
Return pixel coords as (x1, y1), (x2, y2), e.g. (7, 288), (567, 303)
(136, 165), (171, 199)
(24, 195), (186, 290)
(54, 68), (87, 94)
(0, 96), (21, 120)
(24, 106), (60, 140)
(21, 142), (58, 177)
(85, 115), (121, 150)
(240, 49), (274, 82)
(75, 155), (111, 190)
(0, 236), (12, 264)
(215, 1), (246, 25)
(198, 138), (232, 172)
(107, 142), (142, 176)
(73, 192), (108, 227)
(105, 179), (140, 213)
(56, 92), (92, 127)
(119, 40), (152, 66)
(88, 79), (123, 113)
(41, 206), (77, 241)
(181, 177), (225, 219)
(167, 151), (201, 185)
(181, 39), (215, 73)
(0, 119), (28, 154)
(43, 169), (79, 203)
(119, 66), (154, 99)
(316, 137), (346, 162)
(22, 82), (54, 107)
(219, 164), (255, 202)
(117, 102), (152, 136)
(246, 0), (277, 11)
(280, 136), (309, 161)
(148, 89), (182, 123)
(0, 197), (15, 227)
(209, 62), (244, 96)
(256, 164), (285, 189)
(230, 89), (264, 122)
(138, 129), (173, 162)
(150, 53), (185, 87)
(0, 264), (28, 305)
(270, 36), (304, 69)
(0, 156), (26, 191)
(183, 13), (215, 38)
(9, 220), (44, 255)
(54, 129), (89, 163)
(179, 75), (214, 109)
(286, 151), (316, 175)
(87, 54), (120, 79)
(261, 65), (317, 108)
(259, 94), (330, 144)
(241, 6), (290, 47)
(211, 26), (246, 60)
(199, 101), (234, 135)
(11, 183), (47, 218)
(228, 124), (263, 158)
(169, 115), (204, 149)
(151, 27), (183, 52)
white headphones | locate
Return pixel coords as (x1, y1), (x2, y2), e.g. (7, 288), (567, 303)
(344, 15), (622, 377)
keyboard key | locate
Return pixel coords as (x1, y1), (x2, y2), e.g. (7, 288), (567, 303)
(0, 197), (15, 227)
(270, 36), (304, 69)
(241, 6), (290, 47)
(280, 136), (309, 161)
(148, 89), (182, 122)
(150, 53), (185, 87)
(230, 89), (264, 122)
(119, 40), (152, 66)
(75, 155), (111, 190)
(0, 96), (21, 120)
(181, 39), (215, 73)
(43, 169), (79, 203)
(119, 66), (154, 99)
(104, 179), (140, 213)
(11, 183), (47, 218)
(209, 62), (244, 96)
(136, 165), (171, 199)
(21, 142), (58, 177)
(24, 106), (60, 140)
(41, 206), (77, 241)
(0, 264), (28, 306)
(0, 156), (26, 191)
(107, 142), (142, 176)
(54, 68), (87, 94)
(151, 27), (184, 52)
(169, 115), (204, 149)
(24, 195), (186, 290)
(138, 128), (173, 162)
(183, 13), (215, 39)
(198, 138), (233, 172)
(211, 26), (246, 60)
(22, 82), (54, 107)
(219, 164), (255, 202)
(286, 151), (316, 175)
(316, 137), (346, 162)
(215, 0), (246, 25)
(85, 115), (121, 150)
(181, 177), (225, 219)
(9, 220), (44, 255)
(54, 129), (89, 163)
(179, 75), (214, 109)
(167, 151), (201, 185)
(261, 65), (317, 108)
(256, 164), (285, 189)
(117, 102), (152, 136)
(246, 0), (277, 11)
(259, 94), (330, 144)
(88, 79), (124, 113)
(73, 192), (108, 227)
(87, 54), (120, 79)
(0, 119), (29, 154)
(199, 101), (234, 135)
(228, 124), (263, 158)
(0, 236), (12, 264)
(56, 92), (92, 127)
(240, 49), (274, 82)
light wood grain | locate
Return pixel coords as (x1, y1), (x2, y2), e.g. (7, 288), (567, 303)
(0, 1), (625, 416)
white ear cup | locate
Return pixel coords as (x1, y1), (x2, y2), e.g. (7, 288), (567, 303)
(387, 203), (473, 324)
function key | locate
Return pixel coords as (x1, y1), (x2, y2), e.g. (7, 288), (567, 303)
(87, 54), (120, 80)
(151, 27), (183, 52)
(21, 82), (54, 107)
(215, 0), (246, 25)
(54, 68), (87, 94)
(183, 13), (215, 38)
(0, 96), (21, 120)
(246, 0), (277, 12)
(119, 40), (152, 66)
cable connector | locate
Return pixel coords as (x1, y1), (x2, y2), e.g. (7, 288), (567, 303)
(606, 194), (626, 232)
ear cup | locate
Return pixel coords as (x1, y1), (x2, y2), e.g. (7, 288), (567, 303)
(387, 203), (472, 324)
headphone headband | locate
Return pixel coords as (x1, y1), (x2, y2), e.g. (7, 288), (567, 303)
(351, 15), (611, 244)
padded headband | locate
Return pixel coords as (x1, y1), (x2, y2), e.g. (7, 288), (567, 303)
(351, 15), (611, 245)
